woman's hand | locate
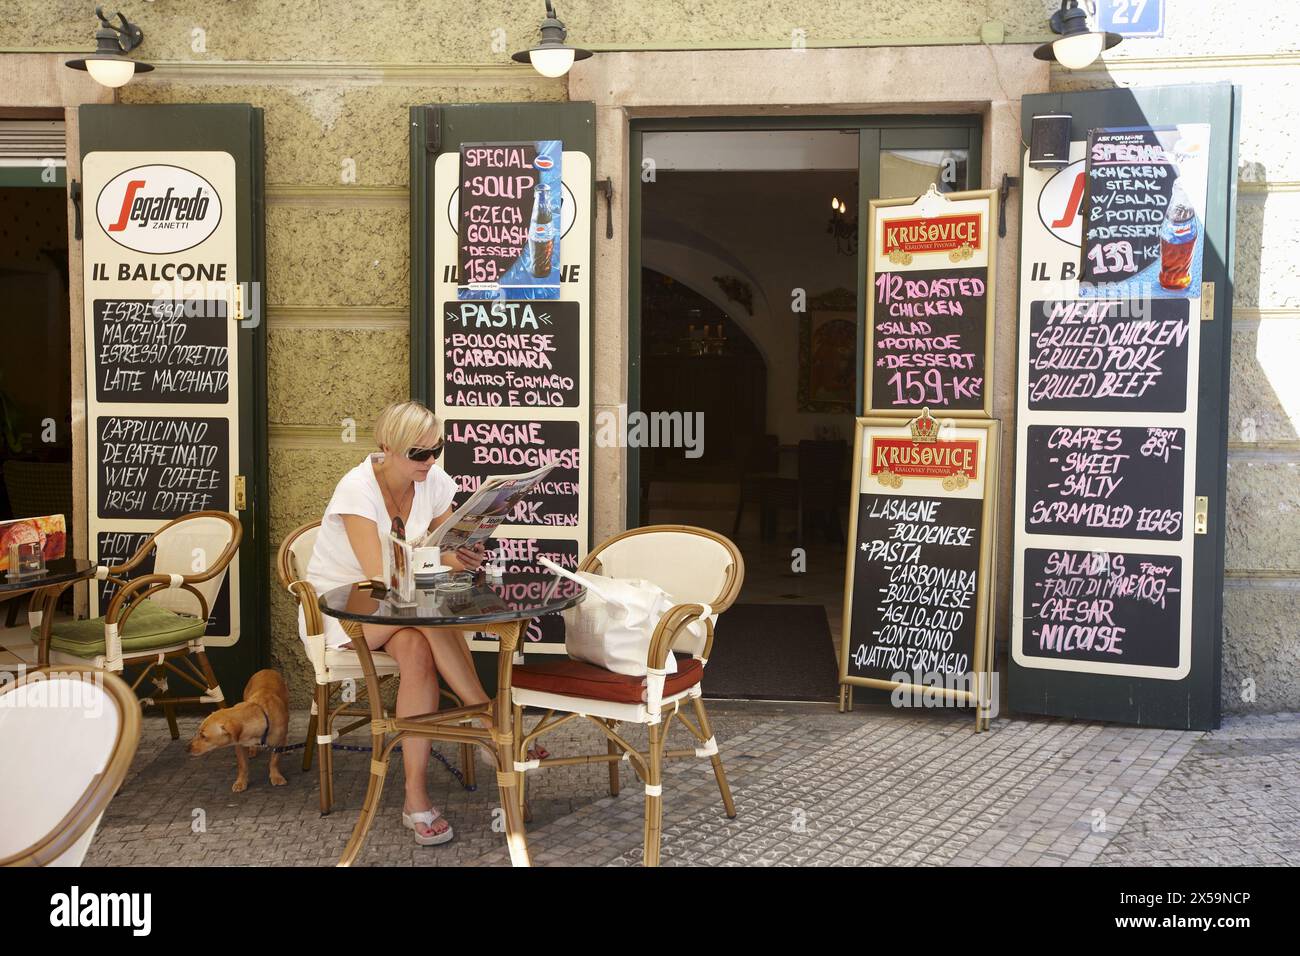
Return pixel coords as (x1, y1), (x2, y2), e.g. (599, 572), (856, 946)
(455, 542), (487, 571)
(442, 542), (486, 572)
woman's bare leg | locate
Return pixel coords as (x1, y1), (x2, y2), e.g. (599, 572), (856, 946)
(360, 623), (449, 838)
(419, 627), (489, 708)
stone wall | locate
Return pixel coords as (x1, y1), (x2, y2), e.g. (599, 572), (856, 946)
(1050, 0), (1300, 712)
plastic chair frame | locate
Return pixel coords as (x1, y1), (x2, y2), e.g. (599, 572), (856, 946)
(0, 664), (141, 866)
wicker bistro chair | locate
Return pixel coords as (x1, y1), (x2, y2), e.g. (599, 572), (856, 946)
(508, 524), (745, 866)
(30, 511), (241, 738)
(277, 521), (476, 815)
(0, 665), (142, 866)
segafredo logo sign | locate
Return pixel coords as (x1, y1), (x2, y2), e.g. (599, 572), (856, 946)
(1036, 158), (1086, 248)
(95, 164), (222, 255)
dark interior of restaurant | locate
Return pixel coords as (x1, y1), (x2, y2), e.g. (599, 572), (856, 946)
(0, 185), (73, 556)
(637, 132), (860, 698)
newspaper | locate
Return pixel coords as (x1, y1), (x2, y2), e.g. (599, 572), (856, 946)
(382, 464), (553, 606)
(410, 463), (556, 553)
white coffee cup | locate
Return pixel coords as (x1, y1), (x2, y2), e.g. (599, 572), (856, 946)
(413, 547), (449, 574)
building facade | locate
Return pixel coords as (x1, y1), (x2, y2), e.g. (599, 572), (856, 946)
(1, 1), (1296, 712)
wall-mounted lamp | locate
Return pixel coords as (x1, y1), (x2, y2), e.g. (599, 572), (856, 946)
(65, 6), (153, 88)
(1034, 1), (1121, 70)
(512, 1), (592, 78)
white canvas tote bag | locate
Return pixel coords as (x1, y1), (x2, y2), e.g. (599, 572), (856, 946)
(539, 557), (709, 678)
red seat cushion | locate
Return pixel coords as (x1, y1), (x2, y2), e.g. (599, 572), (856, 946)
(512, 657), (703, 704)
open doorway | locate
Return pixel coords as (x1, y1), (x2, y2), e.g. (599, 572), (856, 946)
(630, 119), (980, 701)
(0, 118), (73, 626)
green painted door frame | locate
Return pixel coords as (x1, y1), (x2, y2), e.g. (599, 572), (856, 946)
(626, 114), (983, 528)
(408, 102), (596, 689)
(78, 104), (270, 696)
(1009, 84), (1240, 731)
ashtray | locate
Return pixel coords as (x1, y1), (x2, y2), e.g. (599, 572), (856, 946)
(432, 571), (474, 593)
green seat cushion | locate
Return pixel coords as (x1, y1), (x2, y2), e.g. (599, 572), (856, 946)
(37, 600), (208, 659)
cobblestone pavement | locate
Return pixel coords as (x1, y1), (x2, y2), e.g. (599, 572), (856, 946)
(1098, 713), (1300, 866)
(83, 701), (1299, 867)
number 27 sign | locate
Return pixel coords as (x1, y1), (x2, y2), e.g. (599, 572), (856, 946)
(1097, 0), (1164, 38)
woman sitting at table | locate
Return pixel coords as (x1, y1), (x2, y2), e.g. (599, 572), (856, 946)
(298, 400), (487, 846)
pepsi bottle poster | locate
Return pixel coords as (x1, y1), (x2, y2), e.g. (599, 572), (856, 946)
(1079, 124), (1210, 298)
(458, 140), (562, 300)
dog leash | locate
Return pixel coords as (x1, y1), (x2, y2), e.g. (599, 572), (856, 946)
(248, 739), (474, 791)
(254, 703), (271, 747)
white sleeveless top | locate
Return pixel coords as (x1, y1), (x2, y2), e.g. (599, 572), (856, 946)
(301, 453), (458, 647)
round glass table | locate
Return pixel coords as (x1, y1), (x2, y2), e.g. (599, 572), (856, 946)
(0, 558), (96, 666)
(318, 570), (585, 629)
(317, 570), (586, 867)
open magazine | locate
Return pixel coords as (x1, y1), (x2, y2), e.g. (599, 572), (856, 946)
(385, 463), (555, 603)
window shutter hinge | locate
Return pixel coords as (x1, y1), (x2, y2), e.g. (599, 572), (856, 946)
(70, 179), (83, 240)
(1200, 282), (1215, 321)
(424, 106), (442, 153)
(597, 178), (613, 239)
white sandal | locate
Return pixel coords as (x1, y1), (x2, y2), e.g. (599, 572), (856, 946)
(402, 808), (454, 846)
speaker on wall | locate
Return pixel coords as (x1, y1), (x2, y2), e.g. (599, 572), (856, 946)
(1030, 114), (1073, 169)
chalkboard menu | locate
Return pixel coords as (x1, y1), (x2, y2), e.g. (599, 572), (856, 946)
(93, 298), (230, 403)
(1013, 123), (1206, 683)
(430, 132), (591, 653)
(1021, 547), (1182, 669)
(442, 300), (579, 407)
(1025, 425), (1185, 540)
(81, 148), (244, 643)
(443, 419), (580, 528)
(839, 414), (999, 724)
(96, 416), (230, 520)
(96, 530), (232, 635)
(1081, 127), (1175, 284)
(1026, 298), (1190, 412)
(865, 189), (997, 417)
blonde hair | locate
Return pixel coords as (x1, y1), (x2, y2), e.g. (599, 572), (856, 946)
(374, 401), (441, 455)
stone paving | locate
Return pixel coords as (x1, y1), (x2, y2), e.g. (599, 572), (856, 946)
(83, 700), (1300, 867)
(1098, 713), (1300, 866)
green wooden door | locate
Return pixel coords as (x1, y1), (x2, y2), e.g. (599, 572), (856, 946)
(409, 102), (595, 679)
(78, 104), (268, 697)
(1009, 85), (1241, 730)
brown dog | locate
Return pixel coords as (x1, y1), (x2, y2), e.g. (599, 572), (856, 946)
(187, 669), (290, 792)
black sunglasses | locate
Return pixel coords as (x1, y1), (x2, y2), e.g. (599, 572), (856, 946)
(405, 440), (445, 462)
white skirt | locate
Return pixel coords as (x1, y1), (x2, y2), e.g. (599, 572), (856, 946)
(298, 604), (355, 650)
